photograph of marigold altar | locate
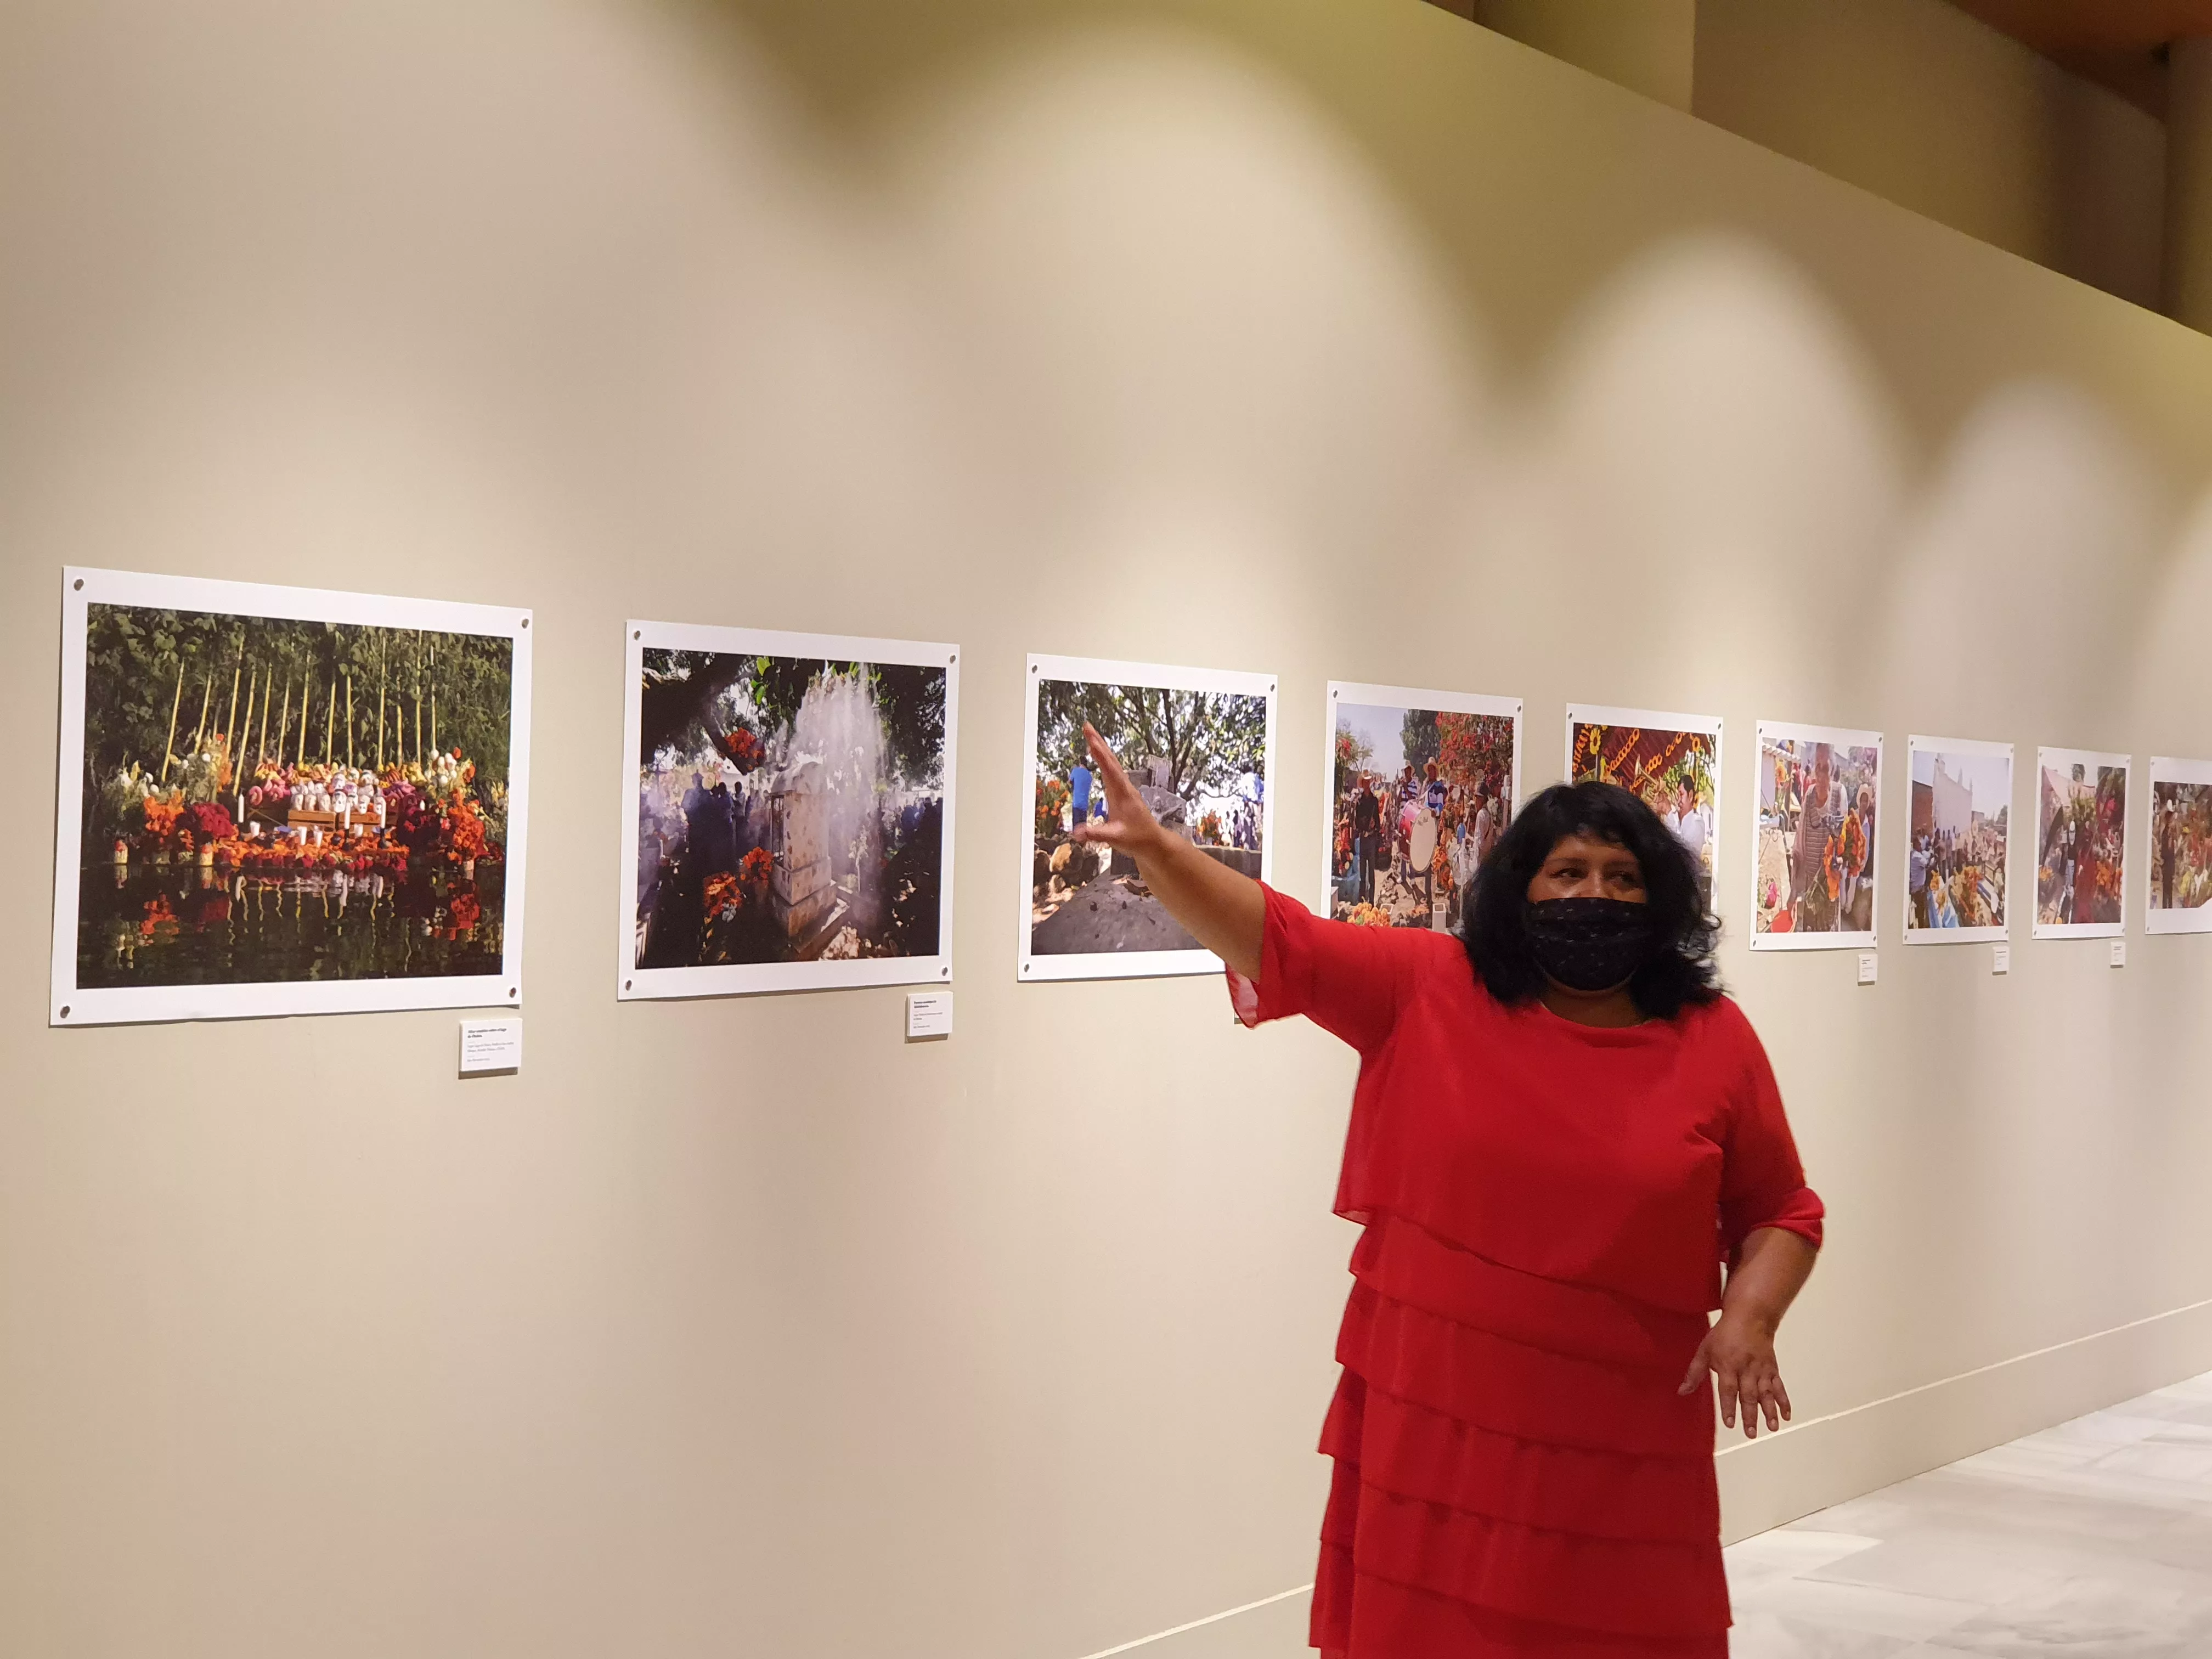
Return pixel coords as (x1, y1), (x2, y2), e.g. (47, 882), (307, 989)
(1566, 704), (1721, 910)
(49, 568), (531, 1025)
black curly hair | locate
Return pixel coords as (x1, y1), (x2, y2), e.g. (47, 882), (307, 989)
(1462, 781), (1721, 1019)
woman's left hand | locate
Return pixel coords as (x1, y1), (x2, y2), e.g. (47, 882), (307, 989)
(1679, 1311), (1791, 1438)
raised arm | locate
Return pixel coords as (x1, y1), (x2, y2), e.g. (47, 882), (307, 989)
(1071, 723), (1265, 978)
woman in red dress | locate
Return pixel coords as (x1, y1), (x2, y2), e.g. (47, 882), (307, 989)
(1074, 727), (1822, 1657)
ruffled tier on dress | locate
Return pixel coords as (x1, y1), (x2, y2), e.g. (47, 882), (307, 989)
(1312, 1215), (1728, 1659)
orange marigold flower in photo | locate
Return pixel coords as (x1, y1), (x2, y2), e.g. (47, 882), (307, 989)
(448, 799), (489, 859)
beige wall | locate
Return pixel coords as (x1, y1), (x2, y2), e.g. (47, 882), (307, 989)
(6, 2), (2212, 1657)
(1472, 0), (1697, 112)
(1694, 0), (2170, 311)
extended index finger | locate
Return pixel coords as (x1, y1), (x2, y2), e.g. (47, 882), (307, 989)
(1085, 724), (1135, 792)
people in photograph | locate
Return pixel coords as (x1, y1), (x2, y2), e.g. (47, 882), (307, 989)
(1352, 774), (1384, 905)
(1789, 751), (1837, 931)
(1068, 750), (1093, 836)
(1447, 815), (1476, 928)
(2073, 816), (2099, 922)
(1929, 869), (1959, 928)
(1840, 786), (1872, 924)
(2059, 820), (2077, 924)
(2161, 799), (2177, 910)
(1072, 726), (1820, 1657)
(1674, 778), (1709, 866)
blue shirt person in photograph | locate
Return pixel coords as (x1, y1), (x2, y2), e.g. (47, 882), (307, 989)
(1069, 756), (1093, 830)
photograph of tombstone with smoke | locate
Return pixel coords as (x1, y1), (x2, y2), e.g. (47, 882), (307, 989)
(1019, 654), (1277, 982)
(618, 623), (957, 998)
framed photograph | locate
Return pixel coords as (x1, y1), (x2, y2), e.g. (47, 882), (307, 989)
(618, 623), (957, 998)
(1903, 736), (2012, 944)
(2031, 748), (2129, 940)
(1566, 704), (1723, 910)
(51, 567), (532, 1026)
(2148, 757), (2212, 934)
(1019, 654), (1277, 982)
(1324, 682), (1520, 933)
(1750, 722), (1883, 950)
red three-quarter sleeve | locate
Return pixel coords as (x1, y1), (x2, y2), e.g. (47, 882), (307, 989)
(1717, 1008), (1826, 1256)
(1227, 885), (1440, 1054)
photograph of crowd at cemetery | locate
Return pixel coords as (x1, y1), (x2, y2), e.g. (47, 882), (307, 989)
(2034, 751), (2126, 936)
(1568, 708), (1719, 908)
(70, 597), (516, 994)
(1328, 689), (1516, 933)
(2150, 764), (2212, 931)
(1906, 741), (2011, 939)
(631, 644), (949, 974)
(1028, 671), (1270, 963)
(1753, 726), (1880, 945)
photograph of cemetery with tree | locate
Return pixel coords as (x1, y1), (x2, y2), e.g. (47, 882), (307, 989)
(1330, 697), (1515, 933)
(633, 647), (947, 969)
(1029, 677), (1269, 956)
(75, 601), (515, 988)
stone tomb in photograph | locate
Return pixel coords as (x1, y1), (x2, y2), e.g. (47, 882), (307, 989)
(1030, 756), (1259, 956)
(766, 755), (836, 946)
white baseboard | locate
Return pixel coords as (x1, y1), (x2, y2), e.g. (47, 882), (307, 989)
(1717, 1296), (2212, 1542)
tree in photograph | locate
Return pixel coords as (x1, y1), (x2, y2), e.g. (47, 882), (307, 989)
(1437, 712), (1515, 793)
(638, 651), (945, 789)
(1334, 725), (1374, 799)
(1035, 682), (1267, 802)
(1400, 709), (1440, 780)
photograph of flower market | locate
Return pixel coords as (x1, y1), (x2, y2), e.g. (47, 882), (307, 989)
(1906, 742), (2011, 938)
(1329, 695), (1515, 933)
(2034, 751), (2126, 935)
(2149, 771), (2212, 929)
(1029, 676), (1269, 960)
(74, 602), (515, 991)
(1568, 710), (1719, 908)
(631, 647), (948, 972)
(1753, 727), (1880, 944)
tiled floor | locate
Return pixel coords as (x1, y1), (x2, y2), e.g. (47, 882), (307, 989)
(1725, 1369), (2212, 1657)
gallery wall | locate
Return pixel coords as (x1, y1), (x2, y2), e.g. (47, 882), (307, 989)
(7, 2), (2212, 1657)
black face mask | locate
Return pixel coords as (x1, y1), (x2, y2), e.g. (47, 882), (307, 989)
(1525, 898), (1658, 992)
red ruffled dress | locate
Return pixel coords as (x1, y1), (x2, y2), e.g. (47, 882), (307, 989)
(1229, 887), (1824, 1658)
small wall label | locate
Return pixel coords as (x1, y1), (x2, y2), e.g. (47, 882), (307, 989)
(460, 1018), (523, 1075)
(906, 992), (953, 1040)
(1991, 944), (2011, 975)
